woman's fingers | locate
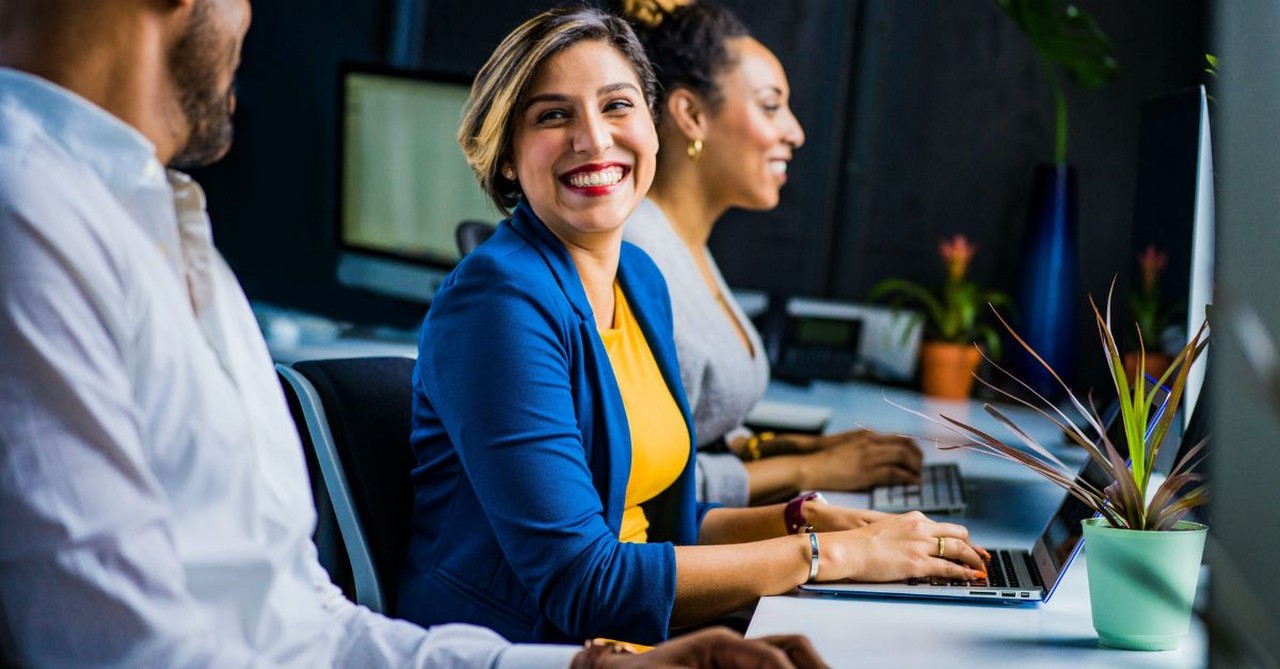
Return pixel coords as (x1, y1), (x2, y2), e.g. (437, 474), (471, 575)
(874, 464), (923, 485)
(924, 556), (987, 582)
(863, 431), (924, 458)
(927, 535), (987, 572)
(862, 441), (924, 475)
(928, 521), (971, 543)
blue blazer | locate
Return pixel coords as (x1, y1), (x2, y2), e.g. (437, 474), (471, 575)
(397, 202), (715, 644)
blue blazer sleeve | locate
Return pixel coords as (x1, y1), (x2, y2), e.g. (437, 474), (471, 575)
(417, 246), (677, 642)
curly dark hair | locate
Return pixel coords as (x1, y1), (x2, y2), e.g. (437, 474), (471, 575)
(617, 1), (752, 111)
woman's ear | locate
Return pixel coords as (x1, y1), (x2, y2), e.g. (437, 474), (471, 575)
(664, 88), (708, 142)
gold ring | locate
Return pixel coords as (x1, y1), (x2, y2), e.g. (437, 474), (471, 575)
(937, 536), (946, 558)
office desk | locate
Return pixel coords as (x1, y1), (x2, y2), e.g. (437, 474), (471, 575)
(748, 379), (1207, 668)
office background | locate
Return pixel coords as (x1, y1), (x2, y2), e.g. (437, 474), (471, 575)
(193, 0), (1207, 391)
(188, 1), (1280, 663)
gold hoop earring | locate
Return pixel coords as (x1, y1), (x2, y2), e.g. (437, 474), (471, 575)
(686, 138), (703, 160)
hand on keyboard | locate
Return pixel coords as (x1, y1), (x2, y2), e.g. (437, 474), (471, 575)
(813, 511), (989, 584)
(791, 431), (924, 492)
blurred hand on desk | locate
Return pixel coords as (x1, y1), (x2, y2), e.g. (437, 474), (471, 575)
(589, 627), (828, 669)
(742, 430), (923, 503)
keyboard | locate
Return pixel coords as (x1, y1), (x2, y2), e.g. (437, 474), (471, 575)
(904, 549), (1040, 592)
(870, 463), (967, 514)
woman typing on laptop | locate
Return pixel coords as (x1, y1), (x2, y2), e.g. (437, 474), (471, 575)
(618, 0), (924, 507)
(397, 6), (987, 647)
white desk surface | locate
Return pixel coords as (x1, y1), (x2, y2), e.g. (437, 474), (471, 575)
(748, 379), (1207, 668)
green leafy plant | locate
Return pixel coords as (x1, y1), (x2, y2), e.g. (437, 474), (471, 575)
(869, 235), (1014, 359)
(996, 0), (1119, 165)
(904, 288), (1209, 531)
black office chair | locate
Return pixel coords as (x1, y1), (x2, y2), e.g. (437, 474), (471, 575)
(455, 220), (496, 258)
(277, 356), (416, 615)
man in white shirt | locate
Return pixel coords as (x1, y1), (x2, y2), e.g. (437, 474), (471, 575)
(0, 0), (823, 667)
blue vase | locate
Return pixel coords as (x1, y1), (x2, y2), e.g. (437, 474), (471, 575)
(1015, 163), (1078, 397)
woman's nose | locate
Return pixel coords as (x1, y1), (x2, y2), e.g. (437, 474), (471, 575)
(573, 112), (614, 155)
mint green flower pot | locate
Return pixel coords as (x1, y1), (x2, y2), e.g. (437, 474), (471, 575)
(1082, 517), (1207, 651)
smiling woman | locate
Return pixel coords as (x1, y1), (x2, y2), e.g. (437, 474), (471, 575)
(510, 40), (658, 263)
(397, 5), (986, 647)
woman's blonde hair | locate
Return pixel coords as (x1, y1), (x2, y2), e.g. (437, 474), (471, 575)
(459, 5), (658, 215)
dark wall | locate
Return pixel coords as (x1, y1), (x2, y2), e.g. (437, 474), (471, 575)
(198, 1), (1207, 368)
(709, 0), (1206, 392)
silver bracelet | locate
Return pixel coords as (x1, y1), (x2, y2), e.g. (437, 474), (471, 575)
(806, 532), (820, 583)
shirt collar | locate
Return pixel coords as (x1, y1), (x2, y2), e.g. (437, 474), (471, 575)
(0, 67), (166, 197)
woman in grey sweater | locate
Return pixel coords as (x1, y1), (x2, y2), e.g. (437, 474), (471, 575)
(621, 0), (923, 506)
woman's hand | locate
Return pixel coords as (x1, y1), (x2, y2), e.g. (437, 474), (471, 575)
(792, 433), (924, 492)
(818, 511), (989, 583)
(590, 627), (828, 669)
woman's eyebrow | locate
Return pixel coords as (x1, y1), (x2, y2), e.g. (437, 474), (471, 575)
(524, 82), (640, 110)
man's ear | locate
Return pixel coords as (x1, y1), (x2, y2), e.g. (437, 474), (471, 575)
(664, 87), (709, 142)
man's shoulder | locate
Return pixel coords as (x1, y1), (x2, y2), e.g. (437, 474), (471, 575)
(0, 134), (106, 220)
(0, 145), (131, 288)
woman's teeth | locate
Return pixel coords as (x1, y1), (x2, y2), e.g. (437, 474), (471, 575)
(566, 166), (624, 188)
(768, 160), (788, 176)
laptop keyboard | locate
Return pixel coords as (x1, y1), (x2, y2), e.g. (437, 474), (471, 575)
(871, 463), (967, 513)
(904, 549), (1041, 591)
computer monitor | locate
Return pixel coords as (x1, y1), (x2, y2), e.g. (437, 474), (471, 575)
(1130, 85), (1214, 427)
(335, 64), (498, 303)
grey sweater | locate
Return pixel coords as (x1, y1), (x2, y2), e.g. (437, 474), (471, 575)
(623, 199), (771, 506)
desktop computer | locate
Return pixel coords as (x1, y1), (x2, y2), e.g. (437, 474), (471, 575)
(335, 64), (498, 304)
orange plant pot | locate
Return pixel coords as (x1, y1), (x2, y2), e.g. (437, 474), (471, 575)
(920, 342), (983, 399)
(1123, 351), (1172, 383)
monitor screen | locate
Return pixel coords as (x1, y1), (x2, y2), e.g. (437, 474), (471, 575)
(336, 64), (498, 303)
(1130, 85), (1214, 426)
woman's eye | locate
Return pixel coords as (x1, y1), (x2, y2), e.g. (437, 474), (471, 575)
(535, 109), (568, 124)
(604, 99), (635, 113)
(762, 103), (781, 116)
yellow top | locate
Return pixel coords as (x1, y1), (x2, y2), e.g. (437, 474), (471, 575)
(598, 283), (690, 543)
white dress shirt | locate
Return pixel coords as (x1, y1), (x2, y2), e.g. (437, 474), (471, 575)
(0, 68), (576, 669)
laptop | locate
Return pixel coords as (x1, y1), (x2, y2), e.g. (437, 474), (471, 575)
(801, 383), (1171, 604)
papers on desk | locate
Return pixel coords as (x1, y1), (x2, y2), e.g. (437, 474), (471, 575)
(745, 400), (832, 435)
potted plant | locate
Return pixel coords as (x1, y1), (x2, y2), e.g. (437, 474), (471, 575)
(868, 235), (1013, 399)
(996, 0), (1118, 397)
(914, 289), (1209, 651)
(1126, 244), (1175, 379)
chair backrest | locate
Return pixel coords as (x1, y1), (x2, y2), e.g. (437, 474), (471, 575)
(455, 220), (496, 258)
(278, 367), (356, 602)
(277, 356), (416, 615)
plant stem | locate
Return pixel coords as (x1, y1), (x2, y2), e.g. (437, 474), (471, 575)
(1042, 59), (1068, 165)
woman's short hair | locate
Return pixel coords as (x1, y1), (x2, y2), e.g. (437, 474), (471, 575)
(460, 5), (658, 215)
(619, 1), (751, 111)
